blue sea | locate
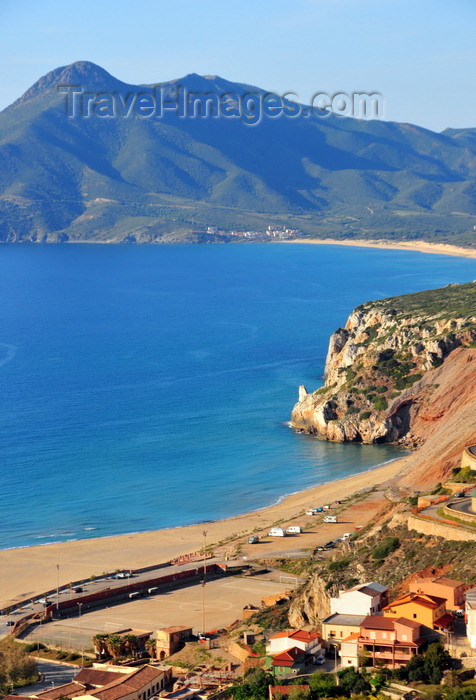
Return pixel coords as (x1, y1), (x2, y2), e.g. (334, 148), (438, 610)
(1, 242), (475, 551)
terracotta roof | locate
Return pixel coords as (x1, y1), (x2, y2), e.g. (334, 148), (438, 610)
(271, 647), (305, 667)
(341, 632), (360, 642)
(362, 615), (420, 631)
(434, 613), (454, 629)
(36, 682), (87, 699)
(415, 576), (463, 589)
(384, 593), (445, 611)
(160, 626), (192, 634)
(270, 686), (310, 698)
(74, 669), (128, 687)
(88, 666), (164, 700)
(289, 630), (319, 642)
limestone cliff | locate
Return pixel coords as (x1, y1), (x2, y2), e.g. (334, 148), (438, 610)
(291, 282), (476, 445)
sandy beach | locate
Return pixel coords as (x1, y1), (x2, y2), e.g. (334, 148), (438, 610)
(0, 455), (409, 609)
(279, 238), (476, 259)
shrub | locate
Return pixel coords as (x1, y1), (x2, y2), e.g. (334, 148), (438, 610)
(372, 537), (400, 560)
(372, 396), (388, 411)
(359, 411), (372, 420)
(329, 556), (353, 571)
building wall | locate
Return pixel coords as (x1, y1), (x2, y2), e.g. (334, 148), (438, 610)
(384, 600), (445, 628)
(267, 636), (320, 655)
(322, 621), (361, 641)
(409, 580), (465, 609)
(467, 607), (476, 649)
(330, 591), (380, 617)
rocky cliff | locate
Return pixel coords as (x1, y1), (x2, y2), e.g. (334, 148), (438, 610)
(291, 282), (476, 445)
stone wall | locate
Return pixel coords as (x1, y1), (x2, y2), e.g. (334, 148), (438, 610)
(408, 514), (476, 542)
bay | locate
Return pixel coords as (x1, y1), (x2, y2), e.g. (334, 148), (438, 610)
(0, 242), (475, 550)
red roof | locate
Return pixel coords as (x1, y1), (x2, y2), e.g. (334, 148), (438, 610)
(434, 613), (454, 629)
(271, 646), (306, 667)
(269, 629), (319, 642)
(384, 593), (446, 611)
(342, 632), (360, 642)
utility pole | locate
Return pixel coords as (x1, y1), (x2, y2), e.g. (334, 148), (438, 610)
(56, 564), (60, 613)
(201, 530), (207, 635)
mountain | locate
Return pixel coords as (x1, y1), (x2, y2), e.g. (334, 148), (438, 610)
(1, 61), (475, 244)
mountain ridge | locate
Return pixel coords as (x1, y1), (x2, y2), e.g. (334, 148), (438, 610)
(1, 61), (475, 245)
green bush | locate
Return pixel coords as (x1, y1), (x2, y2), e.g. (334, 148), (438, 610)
(372, 537), (400, 560)
(372, 396), (388, 411)
(329, 556), (353, 571)
(359, 411), (372, 420)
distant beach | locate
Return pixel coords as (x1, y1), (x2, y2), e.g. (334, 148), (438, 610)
(279, 238), (476, 259)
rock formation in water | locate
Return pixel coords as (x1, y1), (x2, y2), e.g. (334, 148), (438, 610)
(291, 282), (476, 446)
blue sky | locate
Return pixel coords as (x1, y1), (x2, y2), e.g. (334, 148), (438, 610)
(1, 0), (475, 132)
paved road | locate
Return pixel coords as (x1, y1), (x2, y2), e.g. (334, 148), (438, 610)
(15, 660), (78, 696)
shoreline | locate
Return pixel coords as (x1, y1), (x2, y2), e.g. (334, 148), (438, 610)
(0, 454), (409, 608)
(278, 237), (476, 259)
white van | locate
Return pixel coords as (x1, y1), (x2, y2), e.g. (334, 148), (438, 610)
(286, 526), (302, 534)
(268, 527), (286, 537)
(323, 515), (337, 523)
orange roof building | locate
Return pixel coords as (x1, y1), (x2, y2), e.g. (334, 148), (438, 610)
(383, 592), (451, 631)
(409, 576), (465, 610)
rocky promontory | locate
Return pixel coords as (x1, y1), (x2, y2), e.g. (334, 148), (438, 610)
(291, 282), (476, 445)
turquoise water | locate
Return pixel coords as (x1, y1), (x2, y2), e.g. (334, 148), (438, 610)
(0, 243), (475, 550)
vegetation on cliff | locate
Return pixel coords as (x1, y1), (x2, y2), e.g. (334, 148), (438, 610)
(291, 282), (476, 444)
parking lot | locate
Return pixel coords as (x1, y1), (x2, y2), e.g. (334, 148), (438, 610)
(22, 575), (289, 651)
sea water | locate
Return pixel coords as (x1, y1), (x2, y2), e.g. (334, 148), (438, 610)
(0, 242), (475, 550)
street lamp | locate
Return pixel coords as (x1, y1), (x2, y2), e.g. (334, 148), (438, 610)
(77, 602), (83, 667)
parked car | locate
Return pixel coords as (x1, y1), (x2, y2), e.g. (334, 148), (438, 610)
(248, 535), (259, 544)
(72, 587), (83, 593)
(314, 656), (325, 665)
(306, 509), (317, 515)
(6, 621), (14, 626)
(455, 491), (466, 497)
(115, 572), (133, 578)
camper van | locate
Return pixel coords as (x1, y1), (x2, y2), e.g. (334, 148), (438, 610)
(268, 527), (286, 537)
(323, 515), (337, 523)
(286, 525), (302, 534)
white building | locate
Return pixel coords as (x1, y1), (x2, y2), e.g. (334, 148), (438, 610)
(266, 629), (321, 657)
(466, 588), (476, 649)
(330, 582), (388, 617)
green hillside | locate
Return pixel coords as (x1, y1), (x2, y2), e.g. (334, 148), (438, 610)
(0, 61), (475, 244)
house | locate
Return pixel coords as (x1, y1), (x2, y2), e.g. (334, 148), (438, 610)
(383, 592), (452, 631)
(265, 646), (307, 676)
(409, 576), (465, 611)
(330, 582), (388, 616)
(466, 588), (476, 649)
(321, 613), (366, 643)
(35, 665), (172, 700)
(155, 626), (192, 660)
(266, 629), (321, 657)
(357, 616), (425, 668)
(269, 686), (310, 700)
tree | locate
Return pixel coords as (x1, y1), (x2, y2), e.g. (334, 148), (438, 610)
(309, 671), (336, 698)
(230, 669), (274, 700)
(106, 634), (123, 659)
(93, 633), (108, 657)
(122, 634), (139, 658)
